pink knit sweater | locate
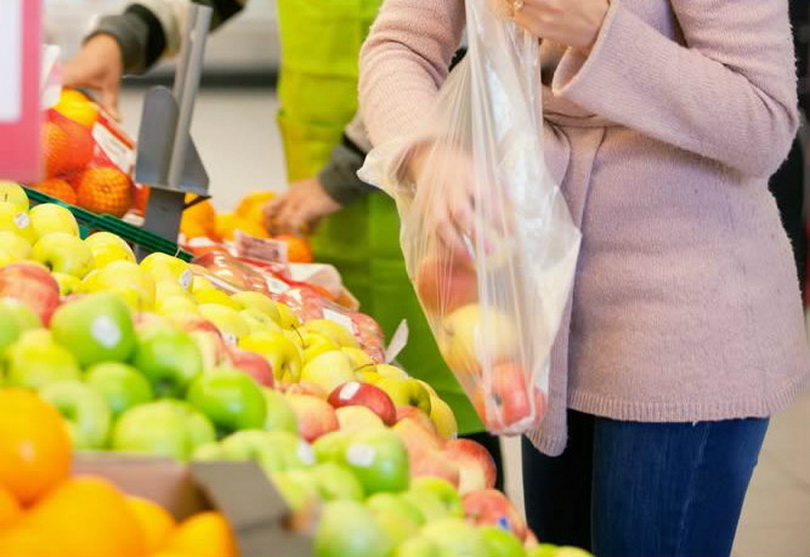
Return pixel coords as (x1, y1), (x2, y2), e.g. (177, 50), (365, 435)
(360, 0), (810, 455)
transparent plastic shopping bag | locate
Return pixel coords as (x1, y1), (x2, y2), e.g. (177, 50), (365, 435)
(360, 0), (581, 434)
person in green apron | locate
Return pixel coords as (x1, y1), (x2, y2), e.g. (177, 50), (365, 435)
(62, 0), (501, 479)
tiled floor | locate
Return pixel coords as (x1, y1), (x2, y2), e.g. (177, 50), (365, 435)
(120, 87), (810, 557)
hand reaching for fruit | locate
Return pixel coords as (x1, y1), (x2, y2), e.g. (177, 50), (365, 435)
(62, 35), (124, 120)
(262, 179), (341, 236)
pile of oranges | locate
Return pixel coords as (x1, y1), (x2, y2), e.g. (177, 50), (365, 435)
(30, 90), (134, 218)
(0, 389), (238, 557)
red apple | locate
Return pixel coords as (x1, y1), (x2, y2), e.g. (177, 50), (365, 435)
(410, 448), (461, 488)
(285, 393), (339, 442)
(0, 263), (59, 325)
(443, 439), (497, 494)
(462, 489), (527, 541)
(282, 381), (328, 399)
(415, 253), (478, 316)
(230, 348), (275, 388)
(396, 405), (438, 434)
(473, 362), (545, 432)
(327, 381), (397, 426)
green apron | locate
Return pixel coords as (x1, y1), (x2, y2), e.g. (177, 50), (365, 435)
(275, 0), (481, 433)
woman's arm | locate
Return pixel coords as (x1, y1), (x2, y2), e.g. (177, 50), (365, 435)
(551, 0), (799, 177)
(359, 0), (466, 147)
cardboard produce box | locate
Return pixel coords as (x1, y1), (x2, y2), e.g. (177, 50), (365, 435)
(74, 454), (313, 557)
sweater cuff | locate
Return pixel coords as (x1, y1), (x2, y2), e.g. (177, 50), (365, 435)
(551, 0), (636, 106)
(318, 142), (375, 206)
(89, 5), (166, 74)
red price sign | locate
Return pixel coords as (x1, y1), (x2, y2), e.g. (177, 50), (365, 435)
(0, 0), (41, 182)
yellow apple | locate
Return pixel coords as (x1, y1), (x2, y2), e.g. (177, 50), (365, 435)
(438, 304), (519, 375)
(239, 331), (303, 383)
(0, 201), (35, 243)
(29, 204), (79, 238)
(301, 333), (341, 364)
(191, 275), (216, 293)
(0, 248), (13, 267)
(376, 364), (410, 380)
(192, 286), (237, 308)
(301, 319), (359, 349)
(274, 302), (301, 329)
(80, 260), (157, 312)
(342, 347), (376, 371)
(301, 350), (356, 393)
(32, 232), (94, 278)
(197, 303), (250, 344)
(0, 181), (29, 212)
(83, 231), (135, 268)
(241, 307), (283, 335)
(231, 291), (281, 323)
(52, 272), (81, 296)
(355, 370), (381, 384)
(140, 253), (192, 291)
(156, 295), (200, 317)
(429, 395), (458, 440)
(0, 231), (32, 261)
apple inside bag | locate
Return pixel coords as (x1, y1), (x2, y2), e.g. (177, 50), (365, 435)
(359, 0), (581, 434)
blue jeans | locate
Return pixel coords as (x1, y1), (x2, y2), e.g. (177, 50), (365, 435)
(522, 411), (769, 557)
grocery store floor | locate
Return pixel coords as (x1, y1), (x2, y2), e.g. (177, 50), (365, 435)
(120, 86), (810, 557)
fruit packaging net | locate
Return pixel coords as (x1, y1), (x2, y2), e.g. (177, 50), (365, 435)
(360, 0), (581, 434)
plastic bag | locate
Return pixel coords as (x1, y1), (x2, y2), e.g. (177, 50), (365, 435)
(360, 0), (581, 434)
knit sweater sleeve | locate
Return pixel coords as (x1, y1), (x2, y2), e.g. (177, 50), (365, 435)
(551, 0), (799, 177)
(359, 0), (466, 147)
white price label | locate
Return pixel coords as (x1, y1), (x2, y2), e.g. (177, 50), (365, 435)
(339, 382), (361, 401)
(346, 444), (376, 468)
(179, 270), (193, 290)
(323, 308), (355, 334)
(92, 123), (134, 173)
(0, 1), (21, 123)
(13, 212), (29, 230)
(223, 333), (237, 347)
(297, 441), (316, 466)
(91, 316), (122, 348)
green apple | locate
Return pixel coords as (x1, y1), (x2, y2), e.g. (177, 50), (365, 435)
(314, 500), (394, 557)
(33, 232), (94, 278)
(271, 471), (319, 512)
(393, 536), (440, 557)
(50, 293), (136, 367)
(429, 395), (458, 440)
(421, 518), (487, 557)
(192, 441), (227, 461)
(111, 400), (216, 461)
(480, 526), (527, 557)
(301, 319), (359, 349)
(548, 547), (593, 557)
(274, 302), (301, 329)
(526, 545), (559, 557)
(438, 304), (519, 374)
(140, 253), (192, 291)
(83, 232), (135, 268)
(341, 428), (409, 495)
(40, 379), (111, 450)
(0, 182), (29, 212)
(0, 231), (32, 261)
(239, 332), (302, 384)
(0, 306), (20, 353)
(131, 326), (203, 397)
(4, 329), (81, 389)
(29, 204), (79, 238)
(301, 350), (356, 393)
(310, 461), (364, 501)
(342, 347), (376, 372)
(261, 388), (298, 434)
(301, 333), (341, 364)
(0, 202), (35, 243)
(220, 430), (315, 473)
(0, 298), (41, 330)
(375, 376), (433, 415)
(85, 362), (153, 416)
(197, 303), (250, 344)
(366, 493), (424, 546)
(410, 477), (464, 518)
(400, 491), (449, 523)
(230, 291), (281, 323)
(313, 430), (353, 463)
(186, 368), (267, 435)
(52, 272), (81, 296)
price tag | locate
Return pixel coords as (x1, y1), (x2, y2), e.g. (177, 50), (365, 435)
(346, 444), (376, 468)
(323, 308), (355, 334)
(93, 122), (134, 173)
(13, 212), (29, 230)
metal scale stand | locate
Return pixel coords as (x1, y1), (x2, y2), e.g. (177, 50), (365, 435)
(135, 3), (212, 259)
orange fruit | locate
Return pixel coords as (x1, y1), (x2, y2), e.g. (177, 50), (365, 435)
(126, 496), (176, 554)
(161, 511), (237, 557)
(0, 485), (21, 528)
(0, 476), (147, 557)
(74, 166), (133, 217)
(0, 389), (71, 505)
(43, 119), (94, 178)
(54, 100), (99, 129)
(235, 191), (275, 219)
(58, 89), (92, 104)
(30, 178), (77, 205)
(275, 234), (313, 263)
(181, 194), (217, 239)
(214, 213), (269, 241)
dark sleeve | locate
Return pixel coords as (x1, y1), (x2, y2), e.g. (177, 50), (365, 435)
(317, 134), (377, 206)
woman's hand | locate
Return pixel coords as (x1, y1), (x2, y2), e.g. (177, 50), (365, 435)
(62, 35), (124, 119)
(263, 179), (342, 235)
(510, 0), (609, 52)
